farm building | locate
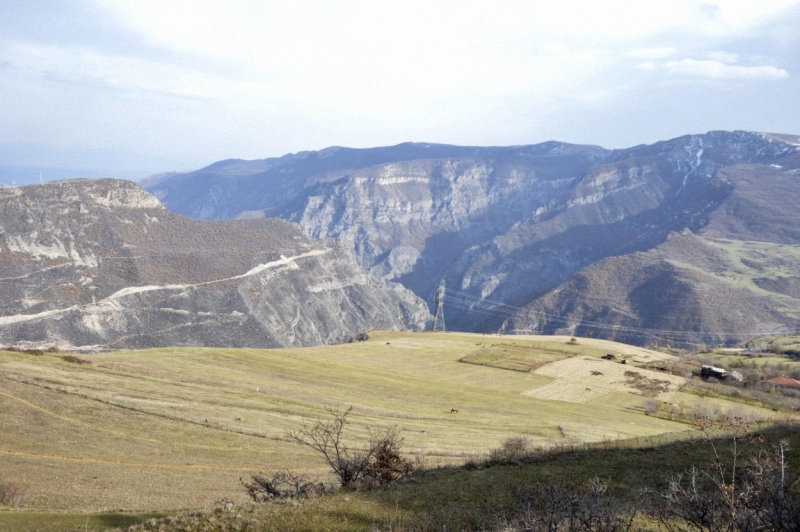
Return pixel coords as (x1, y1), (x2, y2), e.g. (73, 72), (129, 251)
(700, 365), (743, 382)
(765, 377), (800, 390)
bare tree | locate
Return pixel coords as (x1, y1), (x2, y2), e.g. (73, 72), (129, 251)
(652, 418), (751, 532)
(739, 439), (800, 532)
(650, 418), (800, 532)
(285, 405), (413, 489)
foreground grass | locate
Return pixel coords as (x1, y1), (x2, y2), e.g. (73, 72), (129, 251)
(0, 331), (790, 531)
(6, 424), (798, 532)
(0, 511), (171, 532)
(0, 332), (712, 512)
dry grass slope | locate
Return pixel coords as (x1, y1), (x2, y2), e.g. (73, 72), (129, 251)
(0, 332), (789, 528)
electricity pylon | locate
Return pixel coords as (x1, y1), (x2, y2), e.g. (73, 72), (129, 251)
(432, 279), (446, 332)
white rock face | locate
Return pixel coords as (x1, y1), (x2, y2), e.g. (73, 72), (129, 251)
(0, 179), (430, 349)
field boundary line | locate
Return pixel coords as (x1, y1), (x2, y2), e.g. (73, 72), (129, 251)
(0, 448), (328, 472)
(0, 387), (162, 444)
(0, 377), (275, 450)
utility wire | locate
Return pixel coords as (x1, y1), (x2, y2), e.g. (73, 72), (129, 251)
(443, 286), (794, 340)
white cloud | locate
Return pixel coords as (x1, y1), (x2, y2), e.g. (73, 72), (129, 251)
(627, 47), (675, 59)
(8, 42), (221, 101)
(546, 42), (603, 63)
(664, 59), (789, 80)
(709, 51), (740, 63)
(2, 0), (798, 165)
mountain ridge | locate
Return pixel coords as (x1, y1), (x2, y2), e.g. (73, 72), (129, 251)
(145, 130), (800, 346)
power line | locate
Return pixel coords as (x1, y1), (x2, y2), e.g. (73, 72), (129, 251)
(441, 286), (796, 341)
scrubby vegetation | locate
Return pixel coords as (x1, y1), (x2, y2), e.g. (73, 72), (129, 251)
(641, 342), (800, 415)
(3, 332), (799, 531)
(104, 422), (800, 532)
(243, 405), (416, 500)
(60, 354), (92, 365)
(0, 474), (28, 507)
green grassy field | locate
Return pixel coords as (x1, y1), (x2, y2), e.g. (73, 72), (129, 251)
(0, 331), (788, 529)
(703, 238), (800, 317)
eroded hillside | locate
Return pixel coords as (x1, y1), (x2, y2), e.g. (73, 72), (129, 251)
(0, 179), (429, 349)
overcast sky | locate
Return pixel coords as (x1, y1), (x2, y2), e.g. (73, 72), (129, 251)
(1, 0), (799, 179)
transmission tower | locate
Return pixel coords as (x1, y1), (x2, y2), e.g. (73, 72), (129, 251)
(432, 279), (446, 332)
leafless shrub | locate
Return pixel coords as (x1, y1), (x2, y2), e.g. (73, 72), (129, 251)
(361, 428), (415, 486)
(741, 439), (800, 532)
(507, 477), (640, 532)
(241, 470), (324, 502)
(61, 355), (91, 365)
(644, 399), (660, 414)
(285, 406), (414, 489)
(0, 476), (28, 507)
(490, 435), (535, 464)
(650, 418), (800, 532)
(2, 345), (58, 355)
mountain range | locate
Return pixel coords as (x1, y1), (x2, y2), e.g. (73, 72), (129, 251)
(2, 131), (798, 350)
(146, 130), (800, 347)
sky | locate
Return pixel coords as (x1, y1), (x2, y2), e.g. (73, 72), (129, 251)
(1, 0), (799, 182)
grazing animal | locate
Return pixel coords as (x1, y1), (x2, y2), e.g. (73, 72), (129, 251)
(586, 388), (592, 391)
(450, 408), (459, 414)
(386, 342), (391, 345)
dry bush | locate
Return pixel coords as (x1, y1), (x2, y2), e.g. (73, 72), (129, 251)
(2, 345), (58, 355)
(285, 406), (414, 489)
(241, 470), (324, 502)
(0, 476), (28, 507)
(489, 435), (535, 464)
(644, 399), (660, 414)
(360, 429), (415, 486)
(506, 477), (640, 532)
(650, 419), (800, 532)
(61, 355), (92, 365)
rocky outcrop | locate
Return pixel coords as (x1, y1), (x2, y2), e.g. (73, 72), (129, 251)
(0, 179), (429, 350)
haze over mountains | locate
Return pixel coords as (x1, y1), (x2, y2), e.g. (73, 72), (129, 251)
(146, 130), (800, 347)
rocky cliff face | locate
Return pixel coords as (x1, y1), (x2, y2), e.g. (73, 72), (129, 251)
(147, 131), (800, 345)
(0, 179), (429, 350)
(503, 142), (800, 346)
(507, 230), (800, 346)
